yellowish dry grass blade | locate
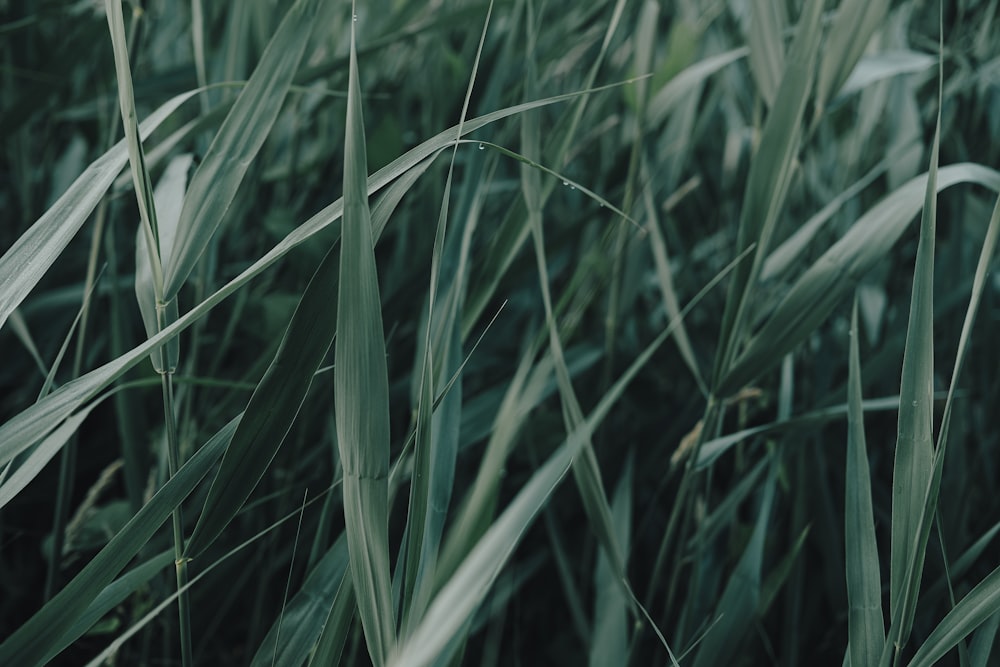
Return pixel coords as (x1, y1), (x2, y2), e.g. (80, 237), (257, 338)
(845, 298), (885, 666)
(334, 12), (395, 664)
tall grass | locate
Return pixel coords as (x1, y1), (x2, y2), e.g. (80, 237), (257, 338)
(2, 1), (1000, 665)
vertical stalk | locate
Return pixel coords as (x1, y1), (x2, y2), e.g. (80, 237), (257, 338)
(161, 368), (193, 667)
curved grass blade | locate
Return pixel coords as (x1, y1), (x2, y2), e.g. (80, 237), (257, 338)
(0, 80), (652, 471)
(815, 0), (892, 116)
(0, 416), (238, 666)
(0, 88), (200, 332)
(39, 550), (174, 665)
(249, 536), (349, 667)
(335, 12), (395, 664)
(162, 0), (322, 300)
(184, 147), (428, 561)
(712, 0), (824, 387)
(907, 564), (1000, 667)
(845, 298), (885, 666)
(718, 163), (1000, 397)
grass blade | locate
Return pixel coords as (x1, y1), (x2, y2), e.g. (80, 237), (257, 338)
(335, 11), (395, 664)
(718, 163), (1000, 396)
(0, 89), (199, 332)
(162, 0), (322, 299)
(845, 297), (885, 666)
(0, 417), (238, 666)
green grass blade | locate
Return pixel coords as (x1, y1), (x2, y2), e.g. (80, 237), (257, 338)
(712, 0), (824, 387)
(692, 469), (776, 667)
(589, 457), (633, 667)
(249, 536), (349, 667)
(886, 49), (942, 657)
(308, 565), (356, 667)
(0, 89), (199, 332)
(41, 550), (174, 665)
(183, 241), (338, 559)
(747, 0), (786, 107)
(815, 0), (892, 117)
(907, 565), (1000, 667)
(0, 416), (238, 666)
(162, 0), (322, 300)
(335, 13), (395, 664)
(845, 297), (886, 666)
(718, 163), (1000, 396)
(400, 1), (493, 630)
(968, 611), (1000, 667)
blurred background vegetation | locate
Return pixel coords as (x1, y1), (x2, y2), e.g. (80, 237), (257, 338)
(1, 0), (999, 665)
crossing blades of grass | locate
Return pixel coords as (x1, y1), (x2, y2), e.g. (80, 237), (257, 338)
(399, 0), (493, 632)
(845, 297), (885, 666)
(712, 0), (823, 387)
(335, 10), (396, 664)
(248, 536), (350, 667)
(717, 162), (1000, 397)
(0, 89), (199, 332)
(39, 550), (174, 665)
(0, 417), (239, 666)
(161, 0), (321, 300)
(814, 0), (892, 119)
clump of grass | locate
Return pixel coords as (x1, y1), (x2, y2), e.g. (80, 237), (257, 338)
(2, 1), (1000, 665)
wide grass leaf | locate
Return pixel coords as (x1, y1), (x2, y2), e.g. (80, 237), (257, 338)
(334, 17), (396, 666)
(162, 0), (322, 299)
(845, 298), (885, 666)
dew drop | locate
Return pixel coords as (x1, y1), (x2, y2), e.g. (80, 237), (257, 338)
(912, 400), (918, 407)
(478, 142), (484, 150)
(352, 13), (357, 22)
(562, 180), (569, 186)
(569, 185), (576, 190)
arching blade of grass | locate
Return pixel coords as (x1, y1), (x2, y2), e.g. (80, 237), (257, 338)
(712, 0), (823, 386)
(161, 0), (322, 300)
(0, 417), (239, 666)
(717, 163), (1000, 397)
(184, 146), (429, 561)
(335, 12), (395, 665)
(0, 88), (199, 332)
(308, 563), (356, 667)
(907, 564), (1000, 667)
(0, 80), (643, 470)
(845, 297), (885, 666)
(40, 550), (174, 665)
(248, 536), (349, 667)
